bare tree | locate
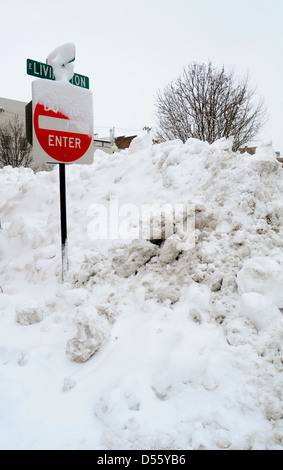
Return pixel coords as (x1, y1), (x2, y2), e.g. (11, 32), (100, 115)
(154, 62), (267, 151)
(0, 116), (33, 168)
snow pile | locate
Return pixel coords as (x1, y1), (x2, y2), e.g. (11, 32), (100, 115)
(0, 137), (282, 450)
(240, 292), (281, 332)
(66, 308), (110, 363)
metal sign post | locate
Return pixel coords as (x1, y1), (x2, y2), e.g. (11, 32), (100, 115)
(59, 163), (68, 282)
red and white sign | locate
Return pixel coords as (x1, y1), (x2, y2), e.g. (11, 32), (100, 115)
(32, 79), (93, 165)
(34, 104), (92, 163)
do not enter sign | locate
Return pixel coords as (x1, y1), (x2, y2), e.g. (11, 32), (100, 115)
(34, 103), (92, 163)
(32, 79), (93, 165)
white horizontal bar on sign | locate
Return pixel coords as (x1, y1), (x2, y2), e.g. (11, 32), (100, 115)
(38, 115), (89, 134)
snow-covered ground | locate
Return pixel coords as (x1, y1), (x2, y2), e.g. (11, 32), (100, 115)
(0, 136), (282, 450)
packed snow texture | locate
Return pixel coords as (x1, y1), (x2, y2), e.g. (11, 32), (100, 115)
(47, 42), (76, 82)
(0, 137), (282, 450)
(32, 79), (93, 134)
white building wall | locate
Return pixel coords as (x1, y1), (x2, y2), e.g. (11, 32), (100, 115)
(0, 97), (27, 124)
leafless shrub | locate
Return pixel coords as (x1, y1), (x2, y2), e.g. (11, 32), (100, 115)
(0, 116), (34, 168)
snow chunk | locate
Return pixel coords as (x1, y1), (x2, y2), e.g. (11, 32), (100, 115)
(242, 141), (279, 174)
(185, 137), (210, 154)
(240, 292), (282, 331)
(159, 236), (182, 264)
(184, 283), (211, 310)
(66, 310), (110, 363)
(181, 283), (211, 322)
(141, 209), (175, 242)
(225, 317), (256, 346)
(111, 239), (158, 278)
(15, 298), (43, 325)
(156, 285), (180, 304)
(211, 136), (234, 152)
(128, 134), (152, 154)
(237, 257), (283, 308)
(16, 307), (42, 326)
(47, 42), (75, 82)
(255, 141), (277, 159)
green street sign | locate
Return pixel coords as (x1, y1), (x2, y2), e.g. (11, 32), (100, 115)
(26, 58), (89, 89)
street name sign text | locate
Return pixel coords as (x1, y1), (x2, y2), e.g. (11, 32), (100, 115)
(27, 59), (89, 89)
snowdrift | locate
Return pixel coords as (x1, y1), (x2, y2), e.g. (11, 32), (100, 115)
(0, 136), (282, 450)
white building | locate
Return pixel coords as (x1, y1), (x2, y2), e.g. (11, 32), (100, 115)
(0, 97), (27, 125)
(0, 97), (34, 169)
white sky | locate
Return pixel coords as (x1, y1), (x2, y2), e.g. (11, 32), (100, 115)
(1, 0), (283, 151)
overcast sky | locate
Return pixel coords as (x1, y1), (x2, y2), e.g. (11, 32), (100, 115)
(1, 0), (283, 151)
